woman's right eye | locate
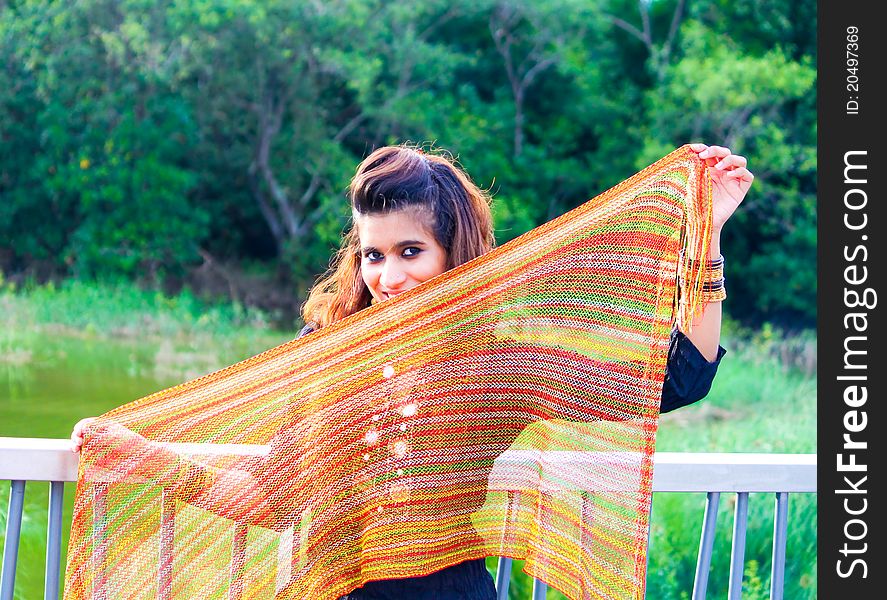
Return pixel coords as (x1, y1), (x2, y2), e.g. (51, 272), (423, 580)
(364, 251), (383, 262)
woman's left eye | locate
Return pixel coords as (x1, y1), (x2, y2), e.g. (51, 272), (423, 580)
(403, 247), (421, 258)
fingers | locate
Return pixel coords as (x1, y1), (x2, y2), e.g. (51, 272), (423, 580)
(688, 144), (728, 158)
(689, 143), (751, 176)
(70, 430), (82, 453)
(724, 166), (755, 183)
(699, 146), (730, 168)
(699, 145), (729, 158)
(70, 417), (96, 453)
(714, 154), (747, 170)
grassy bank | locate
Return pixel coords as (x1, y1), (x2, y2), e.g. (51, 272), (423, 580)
(1, 278), (294, 378)
(2, 280), (816, 599)
(2, 276), (287, 339)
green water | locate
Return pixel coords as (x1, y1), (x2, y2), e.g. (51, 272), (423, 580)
(1, 329), (289, 600)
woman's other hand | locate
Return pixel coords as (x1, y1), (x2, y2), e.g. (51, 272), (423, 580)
(71, 418), (150, 462)
(70, 417), (96, 453)
(688, 143), (754, 232)
(71, 418), (179, 486)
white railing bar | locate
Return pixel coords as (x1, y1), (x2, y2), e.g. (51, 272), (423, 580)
(0, 438), (818, 600)
(1, 480), (26, 600)
(770, 492), (789, 600)
(728, 492), (749, 599)
(0, 439), (79, 482)
(0, 439), (817, 492)
(652, 453), (816, 493)
(45, 481), (65, 600)
(692, 491), (720, 600)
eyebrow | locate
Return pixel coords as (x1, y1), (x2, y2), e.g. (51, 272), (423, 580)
(361, 240), (428, 254)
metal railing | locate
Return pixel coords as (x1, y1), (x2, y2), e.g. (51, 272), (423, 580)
(0, 437), (816, 600)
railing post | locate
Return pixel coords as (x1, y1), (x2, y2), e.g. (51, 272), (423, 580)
(532, 578), (548, 599)
(728, 492), (749, 600)
(769, 492), (789, 600)
(45, 481), (65, 600)
(158, 490), (176, 600)
(1, 480), (26, 600)
(495, 557), (512, 600)
(692, 491), (720, 600)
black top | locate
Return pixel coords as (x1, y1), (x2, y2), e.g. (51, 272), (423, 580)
(299, 324), (725, 600)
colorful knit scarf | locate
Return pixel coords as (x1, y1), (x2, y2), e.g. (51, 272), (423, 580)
(64, 146), (712, 600)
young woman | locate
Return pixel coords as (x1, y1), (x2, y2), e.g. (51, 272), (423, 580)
(71, 142), (752, 600)
(294, 142), (753, 599)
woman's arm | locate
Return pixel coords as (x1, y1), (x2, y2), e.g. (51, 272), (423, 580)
(680, 144), (754, 361)
(75, 419), (281, 529)
(657, 143), (753, 412)
(680, 230), (724, 361)
(70, 325), (319, 529)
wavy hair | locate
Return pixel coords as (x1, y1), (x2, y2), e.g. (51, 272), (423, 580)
(301, 145), (494, 329)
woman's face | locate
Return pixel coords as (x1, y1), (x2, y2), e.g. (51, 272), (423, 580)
(356, 208), (448, 303)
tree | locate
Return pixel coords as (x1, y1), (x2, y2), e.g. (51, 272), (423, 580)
(637, 20), (816, 323)
(1, 0), (205, 280)
(0, 0), (817, 326)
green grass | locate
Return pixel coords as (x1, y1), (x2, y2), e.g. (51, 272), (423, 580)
(2, 276), (281, 338)
(1, 278), (292, 382)
(1, 280), (815, 599)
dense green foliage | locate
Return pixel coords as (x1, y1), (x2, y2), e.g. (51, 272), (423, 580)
(0, 0), (816, 325)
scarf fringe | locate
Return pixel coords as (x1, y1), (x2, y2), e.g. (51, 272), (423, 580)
(675, 146), (714, 333)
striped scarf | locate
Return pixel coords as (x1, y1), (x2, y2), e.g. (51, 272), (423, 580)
(65, 146), (711, 600)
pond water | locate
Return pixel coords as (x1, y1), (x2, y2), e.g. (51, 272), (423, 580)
(0, 329), (287, 599)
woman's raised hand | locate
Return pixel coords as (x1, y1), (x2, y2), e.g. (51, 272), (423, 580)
(688, 143), (754, 231)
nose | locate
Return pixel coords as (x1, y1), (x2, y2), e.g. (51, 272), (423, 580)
(379, 260), (407, 290)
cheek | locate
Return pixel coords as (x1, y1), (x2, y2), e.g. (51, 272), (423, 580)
(360, 263), (379, 290)
(417, 251), (448, 281)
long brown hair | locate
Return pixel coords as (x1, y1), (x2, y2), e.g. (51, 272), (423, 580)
(301, 145), (494, 329)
